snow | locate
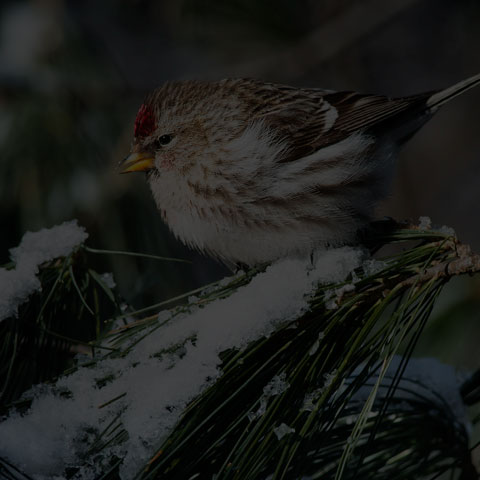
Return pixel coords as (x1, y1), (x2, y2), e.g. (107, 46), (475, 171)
(0, 246), (364, 479)
(417, 217), (456, 237)
(362, 258), (387, 276)
(0, 220), (88, 321)
(325, 283), (355, 310)
(100, 272), (116, 289)
(308, 331), (325, 356)
(263, 373), (290, 398)
(249, 373), (290, 421)
(273, 423), (295, 440)
(0, 385), (99, 477)
(439, 225), (456, 236)
(418, 216), (432, 230)
(302, 392), (317, 412)
(0, 226), (470, 479)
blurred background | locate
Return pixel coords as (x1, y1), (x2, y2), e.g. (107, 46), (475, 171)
(0, 0), (479, 369)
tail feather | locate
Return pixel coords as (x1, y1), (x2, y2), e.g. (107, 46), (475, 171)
(427, 72), (480, 109)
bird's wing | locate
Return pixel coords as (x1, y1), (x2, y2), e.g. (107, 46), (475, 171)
(240, 80), (431, 163)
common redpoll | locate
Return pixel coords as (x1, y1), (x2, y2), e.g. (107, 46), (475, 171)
(121, 74), (480, 266)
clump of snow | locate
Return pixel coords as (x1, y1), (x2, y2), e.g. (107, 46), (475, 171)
(0, 246), (364, 479)
(263, 373), (289, 397)
(249, 373), (290, 421)
(0, 384), (100, 477)
(362, 259), (387, 276)
(322, 370), (338, 390)
(302, 391), (319, 412)
(323, 255), (390, 310)
(308, 332), (325, 356)
(273, 423), (295, 440)
(417, 217), (456, 237)
(418, 216), (432, 230)
(0, 220), (88, 321)
(302, 374), (348, 414)
(100, 272), (116, 289)
(439, 225), (456, 236)
(309, 340), (320, 356)
(248, 400), (270, 423)
(325, 283), (356, 310)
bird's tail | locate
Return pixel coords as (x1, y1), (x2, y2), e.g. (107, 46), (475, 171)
(427, 72), (480, 109)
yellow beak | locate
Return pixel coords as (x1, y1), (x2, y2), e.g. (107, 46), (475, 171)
(120, 152), (155, 173)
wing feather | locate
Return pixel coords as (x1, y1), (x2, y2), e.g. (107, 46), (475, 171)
(235, 79), (431, 163)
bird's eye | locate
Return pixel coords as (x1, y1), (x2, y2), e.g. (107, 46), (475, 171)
(155, 134), (173, 148)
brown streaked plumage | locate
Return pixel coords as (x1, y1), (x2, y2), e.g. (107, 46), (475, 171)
(121, 74), (480, 266)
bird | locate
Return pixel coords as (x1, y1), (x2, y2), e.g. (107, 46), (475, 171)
(121, 74), (480, 267)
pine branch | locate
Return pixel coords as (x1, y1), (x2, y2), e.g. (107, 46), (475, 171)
(134, 225), (478, 480)
(1, 222), (479, 480)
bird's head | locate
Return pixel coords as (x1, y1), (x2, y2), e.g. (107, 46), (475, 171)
(120, 81), (235, 177)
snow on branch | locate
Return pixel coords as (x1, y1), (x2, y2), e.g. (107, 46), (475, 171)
(0, 220), (88, 321)
(0, 220), (478, 479)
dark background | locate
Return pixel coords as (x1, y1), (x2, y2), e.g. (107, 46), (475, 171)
(1, 0), (479, 372)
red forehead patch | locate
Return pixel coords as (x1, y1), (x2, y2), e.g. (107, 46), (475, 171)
(134, 103), (156, 138)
